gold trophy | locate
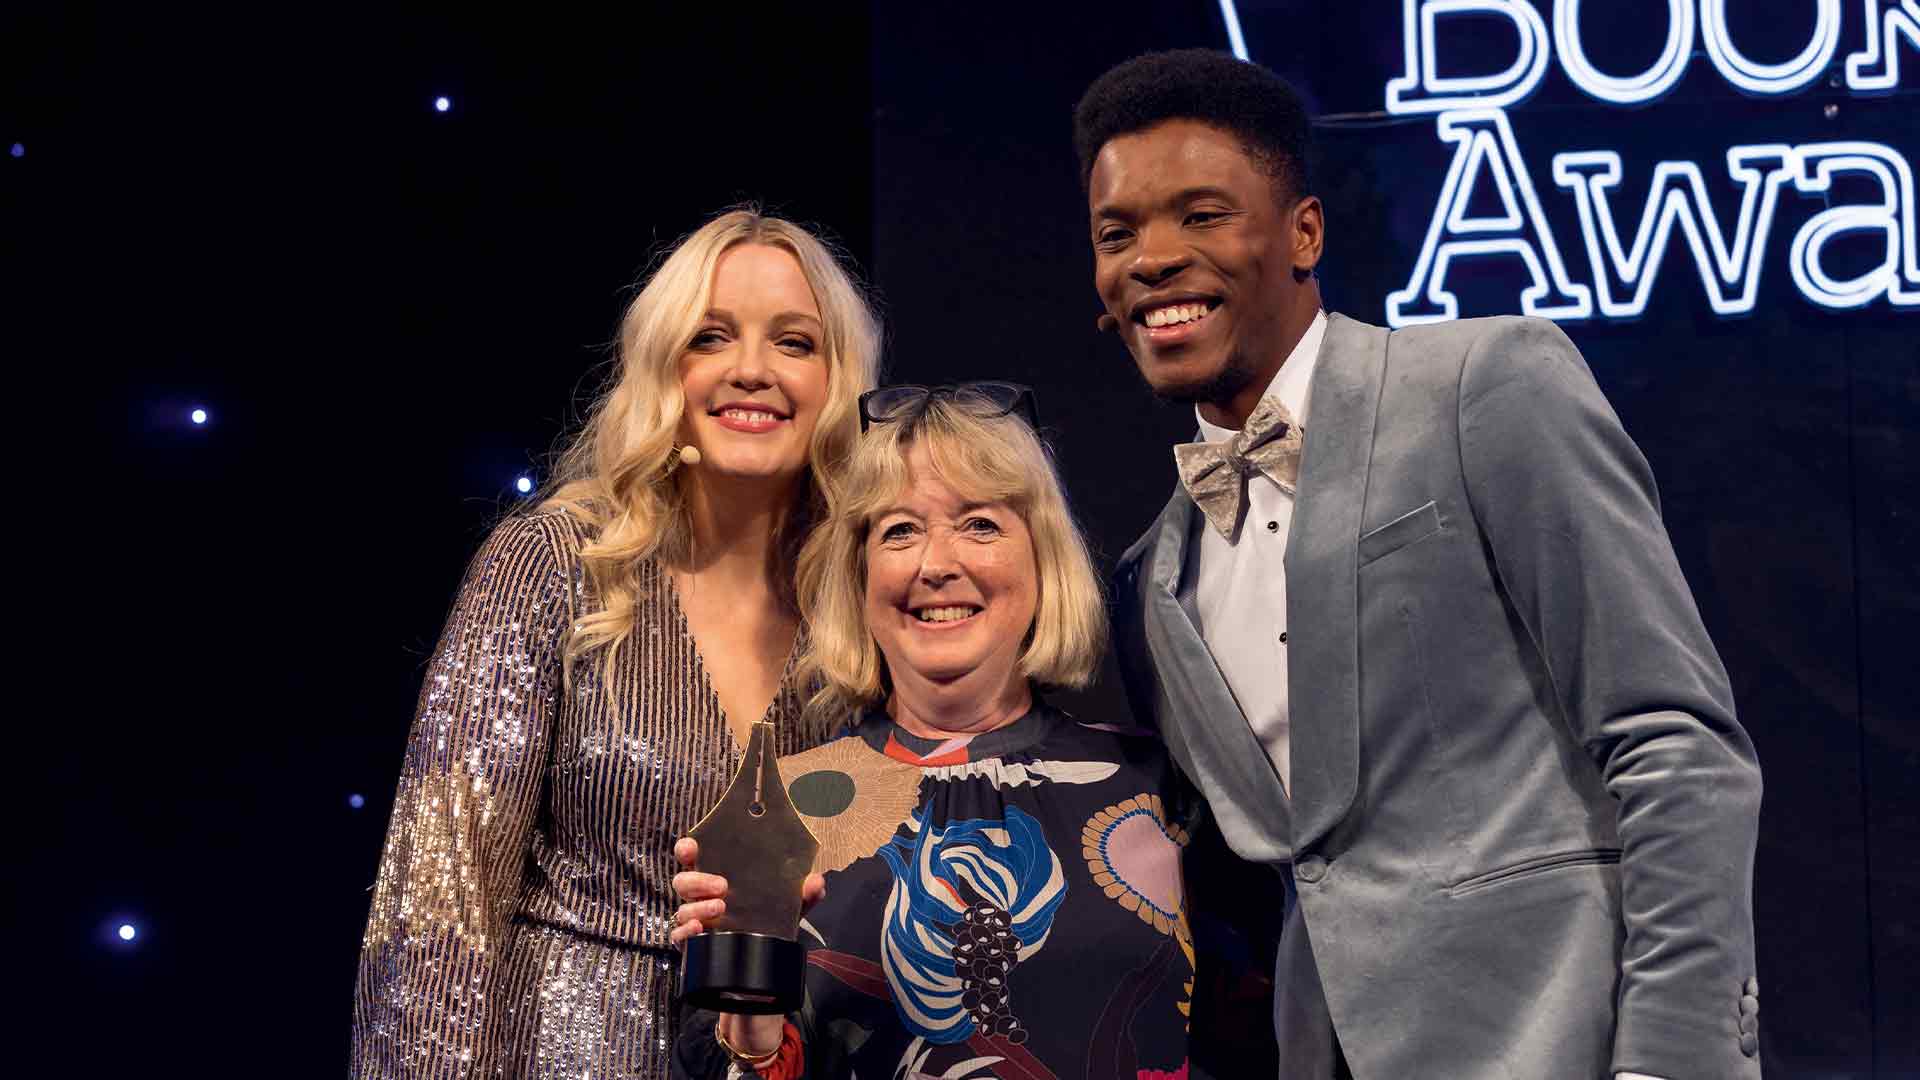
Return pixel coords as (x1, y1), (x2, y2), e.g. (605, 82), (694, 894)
(680, 721), (820, 1013)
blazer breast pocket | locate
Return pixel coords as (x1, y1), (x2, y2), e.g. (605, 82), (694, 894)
(1358, 500), (1443, 567)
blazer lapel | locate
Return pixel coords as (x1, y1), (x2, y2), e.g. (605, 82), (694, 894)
(1285, 312), (1389, 854)
(1137, 486), (1294, 862)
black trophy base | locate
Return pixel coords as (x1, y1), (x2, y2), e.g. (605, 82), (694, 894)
(681, 931), (806, 1015)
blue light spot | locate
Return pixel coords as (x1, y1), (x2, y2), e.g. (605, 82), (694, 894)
(348, 793), (366, 810)
(434, 96), (451, 113)
(190, 408), (208, 425)
(9, 143), (22, 159)
(118, 924), (136, 942)
(515, 476), (533, 495)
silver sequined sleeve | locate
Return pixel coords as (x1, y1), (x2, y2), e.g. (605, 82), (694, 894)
(352, 514), (577, 1078)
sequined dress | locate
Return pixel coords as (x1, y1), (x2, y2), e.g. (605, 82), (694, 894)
(353, 511), (834, 1079)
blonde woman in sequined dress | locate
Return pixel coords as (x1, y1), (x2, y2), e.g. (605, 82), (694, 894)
(352, 209), (880, 1080)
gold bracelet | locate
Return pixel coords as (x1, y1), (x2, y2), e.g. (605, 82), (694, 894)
(714, 1023), (781, 1068)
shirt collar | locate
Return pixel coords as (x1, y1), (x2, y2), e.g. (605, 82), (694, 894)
(1195, 308), (1327, 444)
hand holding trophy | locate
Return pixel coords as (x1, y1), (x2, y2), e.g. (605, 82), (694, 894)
(673, 721), (823, 1016)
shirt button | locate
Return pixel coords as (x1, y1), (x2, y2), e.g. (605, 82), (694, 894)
(1266, 520), (1279, 532)
(1278, 631), (1288, 645)
(1295, 855), (1327, 883)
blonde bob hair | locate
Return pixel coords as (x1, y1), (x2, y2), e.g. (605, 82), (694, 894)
(796, 397), (1106, 719)
(542, 208), (881, 683)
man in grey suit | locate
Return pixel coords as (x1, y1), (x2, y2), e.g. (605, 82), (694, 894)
(1080, 51), (1763, 1079)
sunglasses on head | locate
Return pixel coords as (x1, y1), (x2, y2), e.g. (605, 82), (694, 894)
(857, 382), (1040, 434)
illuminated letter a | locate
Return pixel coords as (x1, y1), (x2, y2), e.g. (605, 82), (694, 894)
(1387, 109), (1593, 327)
(1789, 142), (1920, 310)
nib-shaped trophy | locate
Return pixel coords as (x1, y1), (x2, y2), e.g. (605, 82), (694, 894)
(680, 721), (820, 1014)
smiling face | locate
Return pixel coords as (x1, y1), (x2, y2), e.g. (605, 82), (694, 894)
(1087, 119), (1323, 424)
(676, 243), (830, 482)
(863, 443), (1039, 703)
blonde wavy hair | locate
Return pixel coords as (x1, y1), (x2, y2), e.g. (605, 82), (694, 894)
(541, 208), (881, 684)
(796, 398), (1106, 720)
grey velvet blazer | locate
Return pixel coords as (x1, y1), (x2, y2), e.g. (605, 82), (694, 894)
(1114, 313), (1763, 1079)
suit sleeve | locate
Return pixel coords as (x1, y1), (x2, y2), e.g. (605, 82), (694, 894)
(351, 515), (573, 1078)
(1456, 319), (1762, 1080)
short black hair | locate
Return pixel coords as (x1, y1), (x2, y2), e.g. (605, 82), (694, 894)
(1073, 49), (1312, 203)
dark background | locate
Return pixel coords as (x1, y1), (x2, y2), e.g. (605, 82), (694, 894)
(10, 2), (1914, 1075)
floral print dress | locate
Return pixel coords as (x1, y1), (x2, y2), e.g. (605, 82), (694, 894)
(677, 700), (1196, 1080)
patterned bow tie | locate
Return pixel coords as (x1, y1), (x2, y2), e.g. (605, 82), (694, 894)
(1173, 396), (1304, 540)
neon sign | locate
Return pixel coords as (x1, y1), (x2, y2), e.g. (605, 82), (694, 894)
(1380, 0), (1909, 111)
(1219, 0), (1920, 324)
(1371, 0), (1919, 324)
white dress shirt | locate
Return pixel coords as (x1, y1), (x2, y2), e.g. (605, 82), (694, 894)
(1186, 309), (1325, 796)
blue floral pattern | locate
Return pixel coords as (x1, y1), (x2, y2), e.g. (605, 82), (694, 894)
(876, 804), (1066, 1043)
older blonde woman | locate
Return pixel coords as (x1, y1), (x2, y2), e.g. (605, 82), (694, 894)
(352, 209), (880, 1079)
(670, 386), (1197, 1080)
